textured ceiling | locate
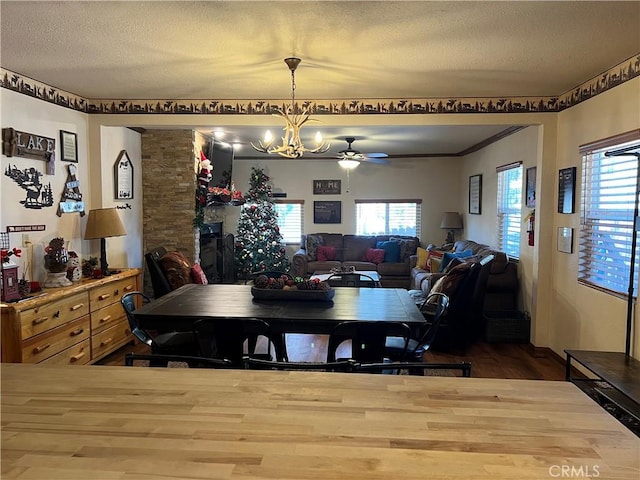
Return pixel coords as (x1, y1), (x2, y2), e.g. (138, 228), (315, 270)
(2, 1), (638, 157)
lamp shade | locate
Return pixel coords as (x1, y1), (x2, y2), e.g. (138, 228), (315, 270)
(84, 208), (127, 240)
(440, 212), (463, 230)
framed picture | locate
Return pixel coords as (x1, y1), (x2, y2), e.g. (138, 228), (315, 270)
(526, 166), (537, 208)
(557, 227), (573, 253)
(59, 130), (78, 162)
(469, 174), (482, 214)
(313, 179), (341, 194)
(314, 201), (341, 224)
(114, 150), (134, 199)
(558, 167), (576, 214)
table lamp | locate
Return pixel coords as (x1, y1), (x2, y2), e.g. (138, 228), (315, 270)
(440, 212), (463, 244)
(84, 208), (127, 276)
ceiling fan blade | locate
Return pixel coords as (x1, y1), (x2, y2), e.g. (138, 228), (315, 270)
(364, 152), (389, 158)
(362, 157), (390, 165)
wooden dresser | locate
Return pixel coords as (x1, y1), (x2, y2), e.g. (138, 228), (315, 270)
(1, 269), (141, 365)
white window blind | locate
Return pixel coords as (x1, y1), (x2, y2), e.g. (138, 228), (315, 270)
(579, 132), (640, 297)
(355, 200), (421, 237)
(496, 163), (522, 259)
(274, 201), (303, 244)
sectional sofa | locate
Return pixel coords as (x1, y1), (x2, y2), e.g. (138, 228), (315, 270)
(292, 233), (420, 288)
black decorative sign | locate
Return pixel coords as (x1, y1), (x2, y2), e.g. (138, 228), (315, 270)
(314, 201), (342, 224)
(313, 179), (341, 195)
(4, 165), (54, 209)
(558, 167), (576, 214)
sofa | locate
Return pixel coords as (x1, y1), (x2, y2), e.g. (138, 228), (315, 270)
(410, 239), (519, 311)
(292, 233), (420, 288)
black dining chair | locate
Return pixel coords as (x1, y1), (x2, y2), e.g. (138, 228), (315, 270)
(121, 292), (199, 363)
(355, 361), (472, 377)
(125, 352), (233, 369)
(327, 321), (411, 366)
(193, 317), (278, 367)
(326, 273), (379, 287)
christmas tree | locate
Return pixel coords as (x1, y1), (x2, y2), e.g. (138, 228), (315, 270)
(234, 167), (290, 279)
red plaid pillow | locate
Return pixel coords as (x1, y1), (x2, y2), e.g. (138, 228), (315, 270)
(317, 245), (337, 261)
(363, 247), (385, 264)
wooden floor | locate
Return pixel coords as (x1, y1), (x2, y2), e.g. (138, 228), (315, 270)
(97, 334), (567, 381)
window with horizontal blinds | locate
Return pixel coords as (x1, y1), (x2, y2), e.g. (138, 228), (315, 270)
(274, 200), (304, 244)
(354, 200), (421, 237)
(579, 134), (640, 297)
(496, 164), (522, 259)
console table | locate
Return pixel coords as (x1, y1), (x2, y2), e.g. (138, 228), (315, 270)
(1, 269), (141, 365)
(565, 349), (640, 436)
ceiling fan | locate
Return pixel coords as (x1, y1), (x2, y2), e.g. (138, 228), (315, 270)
(337, 137), (389, 167)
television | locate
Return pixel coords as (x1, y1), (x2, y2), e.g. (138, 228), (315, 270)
(205, 140), (234, 189)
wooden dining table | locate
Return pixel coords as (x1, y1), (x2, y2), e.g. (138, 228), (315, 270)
(2, 363), (638, 479)
(134, 284), (425, 336)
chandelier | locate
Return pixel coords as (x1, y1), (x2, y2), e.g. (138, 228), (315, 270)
(251, 57), (330, 159)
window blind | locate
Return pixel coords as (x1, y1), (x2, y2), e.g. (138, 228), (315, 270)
(579, 134), (640, 296)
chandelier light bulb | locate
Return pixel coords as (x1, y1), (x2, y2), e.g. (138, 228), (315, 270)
(315, 131), (323, 145)
(263, 130), (273, 145)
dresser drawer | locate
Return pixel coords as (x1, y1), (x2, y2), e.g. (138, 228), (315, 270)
(20, 292), (90, 340)
(90, 278), (137, 312)
(39, 339), (91, 366)
(91, 302), (126, 333)
(21, 316), (90, 363)
(91, 318), (131, 360)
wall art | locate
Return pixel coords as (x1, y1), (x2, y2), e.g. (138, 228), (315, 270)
(558, 167), (576, 214)
(526, 166), (537, 208)
(114, 150), (133, 199)
(557, 227), (574, 253)
(4, 165), (54, 209)
(314, 201), (341, 224)
(57, 164), (85, 216)
(2, 128), (55, 161)
(59, 130), (78, 162)
(313, 179), (341, 195)
(469, 174), (482, 214)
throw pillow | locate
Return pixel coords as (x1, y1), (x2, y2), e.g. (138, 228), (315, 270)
(305, 234), (324, 261)
(316, 245), (337, 262)
(416, 246), (429, 269)
(159, 251), (192, 290)
(190, 263), (209, 284)
(427, 261), (471, 304)
(426, 250), (445, 273)
(390, 236), (418, 262)
(375, 240), (401, 263)
(363, 247), (385, 264)
(438, 249), (474, 273)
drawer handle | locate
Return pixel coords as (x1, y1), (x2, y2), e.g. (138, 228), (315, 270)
(98, 293), (111, 300)
(33, 343), (50, 354)
(124, 285), (133, 292)
(114, 289), (119, 296)
(99, 315), (112, 323)
(70, 328), (84, 336)
(70, 351), (86, 362)
(70, 303), (85, 311)
(32, 317), (48, 325)
(100, 337), (113, 347)
(53, 310), (60, 318)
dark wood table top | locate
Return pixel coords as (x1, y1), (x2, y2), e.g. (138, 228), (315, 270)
(565, 350), (640, 402)
(135, 284), (425, 334)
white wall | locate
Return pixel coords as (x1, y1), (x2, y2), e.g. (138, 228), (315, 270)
(553, 77), (640, 357)
(1, 89), (89, 283)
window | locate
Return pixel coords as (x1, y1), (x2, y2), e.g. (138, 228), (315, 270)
(274, 201), (303, 244)
(355, 200), (421, 237)
(579, 131), (640, 297)
(496, 163), (523, 259)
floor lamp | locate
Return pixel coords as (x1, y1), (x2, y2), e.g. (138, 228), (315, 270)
(604, 146), (640, 358)
(84, 208), (127, 276)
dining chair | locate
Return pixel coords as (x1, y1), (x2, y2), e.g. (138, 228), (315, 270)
(327, 321), (411, 365)
(326, 273), (378, 287)
(193, 317), (277, 367)
(384, 292), (450, 368)
(125, 352), (233, 369)
(243, 357), (357, 372)
(121, 292), (199, 363)
(355, 361), (472, 377)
